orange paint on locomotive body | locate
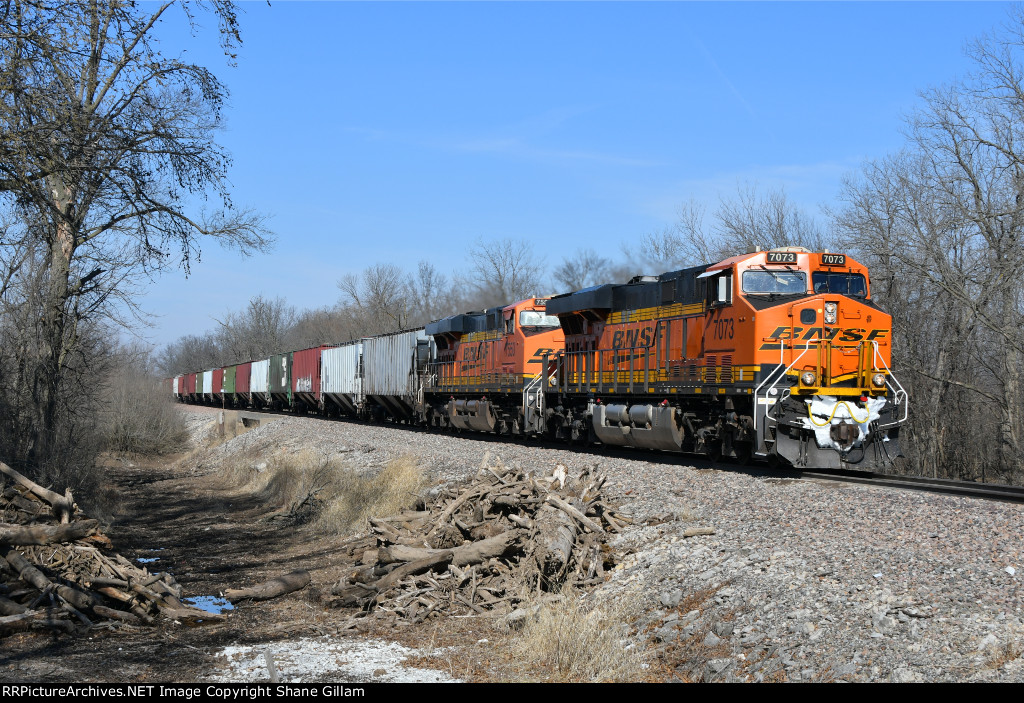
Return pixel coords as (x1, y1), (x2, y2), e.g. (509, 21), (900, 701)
(427, 298), (564, 393)
(558, 251), (891, 396)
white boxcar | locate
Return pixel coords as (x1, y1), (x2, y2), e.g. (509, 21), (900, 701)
(250, 358), (271, 406)
(322, 342), (362, 415)
(202, 370), (213, 398)
(362, 328), (429, 419)
(172, 376), (179, 396)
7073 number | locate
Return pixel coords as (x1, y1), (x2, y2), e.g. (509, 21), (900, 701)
(712, 317), (734, 340)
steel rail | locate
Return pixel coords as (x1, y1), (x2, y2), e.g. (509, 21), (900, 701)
(798, 470), (1024, 503)
(188, 401), (1024, 504)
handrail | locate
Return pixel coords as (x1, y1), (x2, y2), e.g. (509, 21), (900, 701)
(871, 341), (909, 427)
(753, 338), (816, 439)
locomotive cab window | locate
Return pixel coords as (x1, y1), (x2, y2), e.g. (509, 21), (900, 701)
(706, 273), (733, 307)
(519, 310), (560, 329)
(742, 269), (806, 295)
(811, 272), (867, 298)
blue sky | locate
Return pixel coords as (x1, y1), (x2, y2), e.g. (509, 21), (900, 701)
(140, 1), (1015, 347)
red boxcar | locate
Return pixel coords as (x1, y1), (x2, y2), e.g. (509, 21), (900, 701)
(180, 372), (195, 401)
(292, 345), (333, 411)
(212, 367), (225, 403)
(236, 361), (252, 397)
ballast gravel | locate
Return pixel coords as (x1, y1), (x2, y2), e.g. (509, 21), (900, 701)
(184, 406), (1024, 682)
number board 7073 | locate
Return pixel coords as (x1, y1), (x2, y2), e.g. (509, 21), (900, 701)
(765, 251), (798, 264)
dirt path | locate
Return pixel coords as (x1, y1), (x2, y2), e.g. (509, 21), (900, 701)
(1, 448), (383, 681)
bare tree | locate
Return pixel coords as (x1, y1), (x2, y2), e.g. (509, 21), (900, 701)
(837, 9), (1024, 481)
(215, 295), (296, 361)
(407, 260), (453, 324)
(468, 238), (544, 307)
(0, 1), (270, 474)
(635, 187), (833, 272)
(716, 184), (834, 255)
(552, 248), (613, 292)
(286, 306), (352, 350)
(339, 263), (413, 335)
(157, 332), (223, 377)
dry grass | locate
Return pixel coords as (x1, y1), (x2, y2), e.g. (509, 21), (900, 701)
(214, 448), (426, 532)
(506, 588), (649, 682)
(986, 639), (1024, 670)
(315, 454), (425, 534)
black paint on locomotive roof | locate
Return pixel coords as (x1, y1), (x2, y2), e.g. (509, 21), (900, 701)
(425, 311), (488, 336)
(546, 284), (614, 315)
(548, 263), (711, 315)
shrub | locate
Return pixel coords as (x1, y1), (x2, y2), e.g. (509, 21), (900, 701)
(104, 367), (188, 455)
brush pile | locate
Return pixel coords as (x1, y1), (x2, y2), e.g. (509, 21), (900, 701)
(0, 462), (216, 635)
(329, 453), (631, 623)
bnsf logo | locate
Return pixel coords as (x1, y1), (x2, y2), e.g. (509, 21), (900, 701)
(611, 323), (658, 349)
(759, 325), (888, 350)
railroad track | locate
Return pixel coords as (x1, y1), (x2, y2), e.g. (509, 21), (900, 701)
(199, 404), (1024, 503)
(797, 469), (1024, 503)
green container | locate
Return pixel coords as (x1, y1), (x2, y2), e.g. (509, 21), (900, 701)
(269, 352), (292, 404)
(223, 365), (237, 395)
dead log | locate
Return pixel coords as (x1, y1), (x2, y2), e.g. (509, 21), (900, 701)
(682, 527), (715, 538)
(0, 462), (74, 523)
(0, 595), (27, 615)
(0, 608), (75, 633)
(377, 531), (522, 569)
(92, 604), (141, 625)
(0, 519), (99, 545)
(534, 505), (577, 577)
(329, 582), (378, 607)
(224, 569), (311, 602)
(3, 548), (99, 612)
(374, 551), (454, 592)
(160, 607), (227, 622)
(546, 496), (604, 533)
(451, 531), (522, 567)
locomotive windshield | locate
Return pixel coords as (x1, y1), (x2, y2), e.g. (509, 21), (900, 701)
(519, 310), (560, 328)
(812, 272), (867, 297)
(742, 269), (806, 295)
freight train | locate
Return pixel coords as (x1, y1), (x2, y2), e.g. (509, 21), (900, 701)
(171, 248), (907, 470)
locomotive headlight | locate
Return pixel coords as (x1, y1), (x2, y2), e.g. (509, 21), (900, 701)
(800, 371), (817, 386)
(871, 373), (886, 388)
(824, 302), (838, 325)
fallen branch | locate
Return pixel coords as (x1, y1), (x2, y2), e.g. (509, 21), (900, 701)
(224, 569), (312, 602)
(0, 520), (99, 546)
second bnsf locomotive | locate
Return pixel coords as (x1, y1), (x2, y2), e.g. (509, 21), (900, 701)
(419, 248), (906, 469)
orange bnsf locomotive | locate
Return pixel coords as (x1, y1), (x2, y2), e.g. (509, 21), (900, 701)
(419, 248), (906, 469)
(420, 297), (564, 434)
(175, 248), (906, 470)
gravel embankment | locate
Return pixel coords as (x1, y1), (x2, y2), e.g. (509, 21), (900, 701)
(182, 405), (1024, 682)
